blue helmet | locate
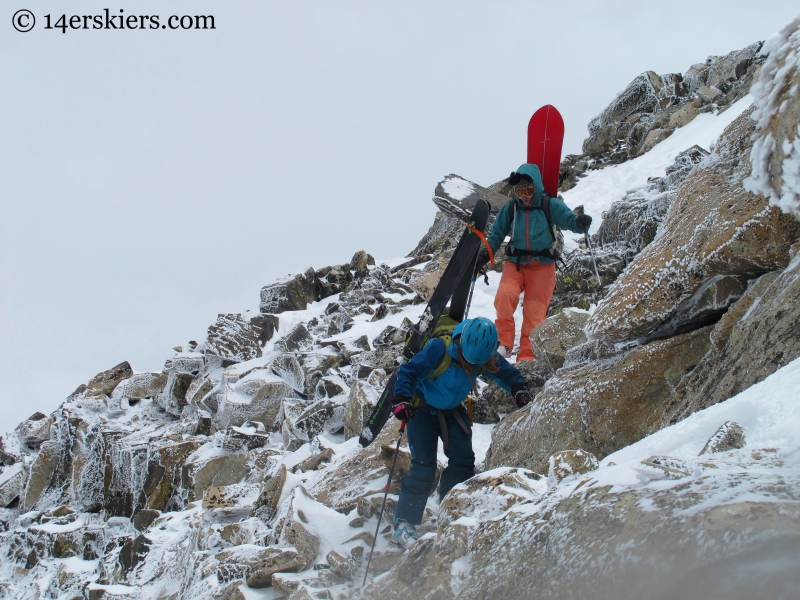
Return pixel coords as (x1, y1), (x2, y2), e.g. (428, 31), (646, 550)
(454, 317), (500, 365)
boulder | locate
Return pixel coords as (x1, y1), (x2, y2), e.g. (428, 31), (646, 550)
(202, 483), (261, 511)
(111, 372), (168, 401)
(251, 464), (287, 522)
(529, 309), (589, 373)
(293, 399), (340, 441)
(15, 413), (54, 448)
(366, 478), (800, 600)
(141, 439), (200, 511)
(0, 463), (26, 507)
(181, 449), (250, 502)
(260, 268), (318, 314)
(271, 353), (306, 393)
(292, 448), (333, 474)
(699, 421), (746, 455)
(432, 174), (510, 219)
(587, 108), (800, 342)
(275, 324), (314, 353)
(273, 492), (321, 569)
(438, 467), (547, 530)
(249, 314), (280, 346)
(156, 371), (193, 416)
(132, 509), (160, 532)
(84, 361), (134, 398)
(22, 440), (65, 511)
(215, 375), (298, 431)
(281, 418), (307, 452)
(118, 534), (151, 577)
(343, 378), (378, 440)
(316, 265), (353, 298)
(219, 517), (269, 547)
(212, 582), (247, 600)
(215, 544), (305, 588)
(350, 250), (376, 274)
(485, 327), (712, 473)
(308, 424), (409, 513)
(594, 145), (709, 250)
(409, 212), (464, 260)
(580, 44), (762, 166)
(548, 449), (599, 485)
(301, 352), (344, 396)
(203, 314), (263, 363)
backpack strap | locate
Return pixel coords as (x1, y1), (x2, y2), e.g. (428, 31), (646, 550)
(428, 338), (453, 379)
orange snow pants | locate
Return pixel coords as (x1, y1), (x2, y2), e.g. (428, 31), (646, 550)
(494, 260), (557, 361)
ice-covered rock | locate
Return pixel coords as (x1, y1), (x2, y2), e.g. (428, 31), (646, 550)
(0, 463), (26, 507)
(529, 308), (589, 373)
(275, 323), (314, 353)
(485, 327), (712, 473)
(588, 108), (800, 342)
(260, 268), (319, 314)
(203, 314), (264, 363)
(181, 446), (250, 502)
(659, 252), (800, 426)
(22, 440), (66, 511)
(215, 371), (298, 431)
(548, 449), (599, 485)
(438, 467), (546, 530)
(582, 43), (763, 166)
(111, 372), (168, 403)
(15, 412), (54, 449)
(271, 490), (321, 570)
(744, 17), (800, 217)
(83, 361), (134, 398)
(700, 421), (746, 455)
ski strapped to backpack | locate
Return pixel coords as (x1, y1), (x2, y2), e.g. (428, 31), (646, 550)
(358, 199), (491, 448)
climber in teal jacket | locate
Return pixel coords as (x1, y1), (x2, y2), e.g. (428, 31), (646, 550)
(476, 163), (593, 361)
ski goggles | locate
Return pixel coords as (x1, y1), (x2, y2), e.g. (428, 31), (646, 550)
(514, 186), (535, 196)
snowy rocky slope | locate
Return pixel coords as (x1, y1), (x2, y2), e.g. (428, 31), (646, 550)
(2, 22), (800, 600)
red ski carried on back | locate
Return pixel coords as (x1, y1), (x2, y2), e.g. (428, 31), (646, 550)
(527, 105), (564, 196)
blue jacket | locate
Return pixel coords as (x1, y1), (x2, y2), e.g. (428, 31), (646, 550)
(394, 338), (526, 410)
(487, 163), (586, 265)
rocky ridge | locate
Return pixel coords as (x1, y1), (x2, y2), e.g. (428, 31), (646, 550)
(1, 30), (800, 600)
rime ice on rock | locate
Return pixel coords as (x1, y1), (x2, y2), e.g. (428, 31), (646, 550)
(744, 16), (800, 217)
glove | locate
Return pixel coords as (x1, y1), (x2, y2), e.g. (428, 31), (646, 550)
(392, 396), (415, 422)
(576, 214), (593, 233)
(511, 383), (533, 408)
(515, 390), (533, 408)
(474, 248), (490, 274)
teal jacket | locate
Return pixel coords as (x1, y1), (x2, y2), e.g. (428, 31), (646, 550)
(487, 163), (585, 265)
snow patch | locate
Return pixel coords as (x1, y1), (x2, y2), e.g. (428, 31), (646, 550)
(442, 176), (476, 201)
(562, 95), (753, 251)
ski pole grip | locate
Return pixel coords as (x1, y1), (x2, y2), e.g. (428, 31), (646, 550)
(400, 421), (406, 433)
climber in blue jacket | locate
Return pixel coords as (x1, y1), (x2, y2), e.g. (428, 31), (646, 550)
(389, 317), (532, 548)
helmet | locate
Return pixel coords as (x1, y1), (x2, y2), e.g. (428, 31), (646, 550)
(456, 317), (500, 365)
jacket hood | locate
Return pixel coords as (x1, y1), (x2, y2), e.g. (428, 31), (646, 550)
(512, 163), (545, 206)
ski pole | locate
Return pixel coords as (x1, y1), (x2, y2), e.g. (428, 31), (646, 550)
(584, 230), (602, 289)
(463, 275), (477, 321)
(362, 421), (406, 588)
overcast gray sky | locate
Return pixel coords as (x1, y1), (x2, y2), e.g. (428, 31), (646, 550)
(2, 1), (798, 428)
